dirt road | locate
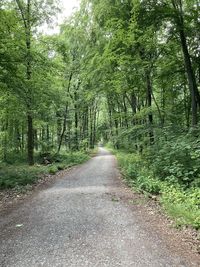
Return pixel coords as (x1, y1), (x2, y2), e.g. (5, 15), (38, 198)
(0, 148), (199, 266)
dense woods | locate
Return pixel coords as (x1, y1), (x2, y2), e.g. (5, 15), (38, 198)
(0, 0), (200, 228)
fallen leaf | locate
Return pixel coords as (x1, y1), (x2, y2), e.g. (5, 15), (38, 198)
(16, 224), (23, 228)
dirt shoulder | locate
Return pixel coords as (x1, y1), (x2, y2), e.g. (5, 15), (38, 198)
(113, 174), (200, 263)
(0, 166), (76, 213)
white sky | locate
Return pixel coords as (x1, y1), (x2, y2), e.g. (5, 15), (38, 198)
(42, 0), (80, 34)
(61, 0), (80, 18)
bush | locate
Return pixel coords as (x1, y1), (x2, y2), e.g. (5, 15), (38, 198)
(161, 186), (200, 229)
(135, 174), (162, 194)
(117, 152), (141, 178)
(0, 150), (91, 190)
(110, 147), (200, 230)
(57, 164), (66, 171)
(48, 166), (58, 174)
(0, 168), (38, 189)
(115, 152), (160, 194)
(147, 131), (200, 187)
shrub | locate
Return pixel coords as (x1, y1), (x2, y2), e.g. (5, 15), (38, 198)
(57, 164), (66, 171)
(111, 147), (200, 230)
(0, 150), (91, 189)
(135, 174), (162, 195)
(144, 131), (200, 187)
(48, 166), (58, 174)
(161, 186), (200, 229)
(0, 168), (38, 189)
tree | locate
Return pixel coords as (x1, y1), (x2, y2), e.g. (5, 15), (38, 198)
(14, 0), (59, 164)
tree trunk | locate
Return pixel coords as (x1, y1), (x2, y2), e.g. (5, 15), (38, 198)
(125, 92), (137, 125)
(146, 72), (154, 145)
(26, 1), (34, 165)
(74, 92), (79, 150)
(68, 122), (71, 150)
(34, 129), (38, 151)
(21, 125), (25, 152)
(16, 0), (34, 165)
(172, 0), (199, 126)
(57, 106), (68, 154)
(27, 114), (34, 165)
(107, 97), (114, 138)
(114, 117), (119, 149)
(89, 108), (93, 149)
(46, 124), (50, 142)
(93, 107), (97, 147)
(123, 94), (129, 128)
(179, 28), (199, 126)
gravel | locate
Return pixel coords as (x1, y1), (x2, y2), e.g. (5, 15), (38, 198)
(0, 148), (199, 267)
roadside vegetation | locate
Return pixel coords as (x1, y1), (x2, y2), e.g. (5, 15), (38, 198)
(0, 0), (99, 190)
(107, 143), (200, 230)
(0, 151), (90, 189)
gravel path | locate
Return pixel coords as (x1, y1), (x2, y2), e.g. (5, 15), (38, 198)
(0, 148), (199, 267)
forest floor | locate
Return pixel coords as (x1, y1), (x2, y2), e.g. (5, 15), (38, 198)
(0, 148), (200, 267)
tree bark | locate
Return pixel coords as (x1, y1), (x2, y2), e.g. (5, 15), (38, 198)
(179, 28), (199, 126)
(123, 94), (129, 128)
(74, 91), (79, 150)
(27, 113), (34, 165)
(146, 71), (154, 145)
(57, 106), (68, 154)
(26, 0), (34, 165)
(171, 0), (199, 126)
(16, 0), (34, 165)
(57, 72), (73, 154)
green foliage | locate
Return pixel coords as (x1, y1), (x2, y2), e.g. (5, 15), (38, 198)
(52, 151), (90, 166)
(115, 151), (162, 194)
(0, 0), (199, 231)
(161, 186), (200, 229)
(48, 166), (58, 175)
(0, 167), (38, 189)
(117, 152), (141, 179)
(135, 174), (162, 195)
(146, 130), (200, 187)
(0, 151), (90, 189)
(112, 148), (200, 229)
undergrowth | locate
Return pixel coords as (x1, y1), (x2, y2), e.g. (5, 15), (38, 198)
(0, 151), (91, 189)
(109, 148), (200, 230)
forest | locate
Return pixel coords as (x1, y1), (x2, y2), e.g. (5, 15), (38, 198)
(0, 0), (200, 229)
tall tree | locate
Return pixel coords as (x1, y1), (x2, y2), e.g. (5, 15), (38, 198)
(14, 0), (59, 164)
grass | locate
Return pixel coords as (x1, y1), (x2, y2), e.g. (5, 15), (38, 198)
(0, 150), (91, 190)
(108, 147), (200, 230)
(161, 185), (200, 229)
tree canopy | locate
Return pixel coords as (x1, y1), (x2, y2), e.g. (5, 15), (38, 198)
(0, 0), (200, 168)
